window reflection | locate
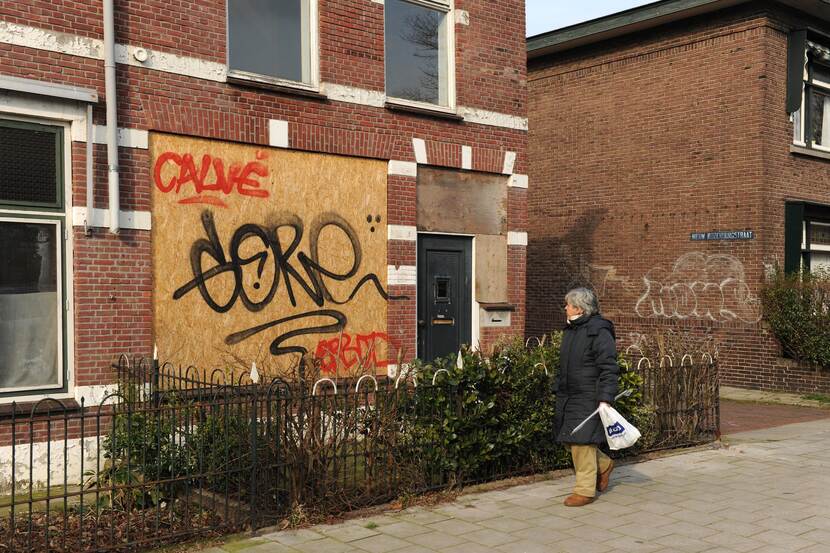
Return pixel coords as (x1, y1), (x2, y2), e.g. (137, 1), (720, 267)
(0, 222), (60, 391)
(229, 0), (309, 84)
(386, 0), (448, 106)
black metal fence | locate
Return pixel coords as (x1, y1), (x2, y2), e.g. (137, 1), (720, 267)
(0, 354), (719, 552)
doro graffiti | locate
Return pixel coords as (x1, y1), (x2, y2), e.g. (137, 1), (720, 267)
(172, 210), (396, 364)
(152, 134), (391, 374)
(634, 252), (762, 323)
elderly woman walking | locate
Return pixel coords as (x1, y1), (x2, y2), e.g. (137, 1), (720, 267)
(554, 287), (620, 506)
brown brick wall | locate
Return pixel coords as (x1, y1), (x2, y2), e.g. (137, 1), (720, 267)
(528, 4), (830, 394)
(0, 0), (527, 407)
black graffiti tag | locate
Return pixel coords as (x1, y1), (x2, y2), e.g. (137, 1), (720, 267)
(173, 210), (403, 357)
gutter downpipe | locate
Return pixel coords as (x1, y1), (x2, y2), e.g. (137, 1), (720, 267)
(85, 104), (93, 235)
(103, 0), (120, 233)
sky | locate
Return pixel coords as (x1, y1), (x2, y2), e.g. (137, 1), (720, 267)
(526, 0), (659, 37)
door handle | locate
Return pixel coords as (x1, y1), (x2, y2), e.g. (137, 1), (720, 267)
(432, 318), (455, 326)
(418, 320), (426, 327)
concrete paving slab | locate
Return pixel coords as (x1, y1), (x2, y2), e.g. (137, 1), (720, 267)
(191, 417), (830, 553)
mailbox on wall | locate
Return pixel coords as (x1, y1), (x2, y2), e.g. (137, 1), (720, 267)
(479, 303), (515, 328)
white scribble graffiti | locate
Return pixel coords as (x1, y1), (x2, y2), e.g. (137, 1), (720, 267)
(634, 252), (762, 323)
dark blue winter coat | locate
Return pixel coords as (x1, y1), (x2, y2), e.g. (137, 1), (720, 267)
(553, 313), (620, 445)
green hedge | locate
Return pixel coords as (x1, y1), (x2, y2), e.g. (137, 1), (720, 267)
(762, 268), (830, 368)
(404, 335), (655, 484)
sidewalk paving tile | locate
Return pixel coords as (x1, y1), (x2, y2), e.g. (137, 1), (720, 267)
(475, 515), (533, 533)
(425, 519), (481, 535)
(401, 530), (466, 550)
(462, 528), (519, 547)
(293, 538), (356, 553)
(376, 521), (432, 538)
(260, 529), (325, 546)
(702, 531), (765, 552)
(349, 534), (411, 553)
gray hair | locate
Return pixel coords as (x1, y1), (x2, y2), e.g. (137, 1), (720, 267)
(565, 287), (599, 316)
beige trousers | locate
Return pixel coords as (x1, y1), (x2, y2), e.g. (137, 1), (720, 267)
(566, 444), (613, 497)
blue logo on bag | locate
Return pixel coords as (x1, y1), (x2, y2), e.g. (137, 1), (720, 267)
(606, 422), (625, 437)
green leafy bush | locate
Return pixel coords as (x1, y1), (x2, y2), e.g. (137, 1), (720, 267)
(403, 333), (653, 484)
(762, 268), (830, 368)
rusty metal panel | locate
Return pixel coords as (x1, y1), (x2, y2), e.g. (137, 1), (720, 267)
(475, 234), (508, 303)
(417, 167), (507, 235)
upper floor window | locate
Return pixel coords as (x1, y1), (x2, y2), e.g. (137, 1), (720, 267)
(0, 119), (66, 397)
(227, 0), (319, 89)
(792, 39), (830, 151)
(385, 0), (455, 110)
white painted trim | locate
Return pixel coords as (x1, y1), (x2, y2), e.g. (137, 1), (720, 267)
(458, 106), (528, 131)
(461, 145), (472, 170)
(0, 437), (101, 492)
(72, 207), (151, 231)
(413, 138), (428, 164)
(0, 92), (88, 141)
(388, 265), (417, 286)
(507, 231), (528, 246)
(388, 225), (417, 241)
(0, 20), (102, 59)
(321, 83), (386, 107)
(510, 174), (528, 188)
(116, 43), (226, 81)
(502, 151), (517, 175)
(0, 74), (97, 103)
(388, 160), (418, 177)
(91, 125), (148, 149)
(455, 10), (470, 25)
(268, 119), (289, 148)
(74, 384), (119, 405)
(0, 20), (226, 82)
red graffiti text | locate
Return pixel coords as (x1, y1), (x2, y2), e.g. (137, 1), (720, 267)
(154, 151), (269, 208)
(314, 332), (392, 374)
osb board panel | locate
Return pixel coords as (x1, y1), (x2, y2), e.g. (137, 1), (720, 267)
(417, 167), (507, 235)
(475, 235), (508, 303)
(151, 133), (390, 377)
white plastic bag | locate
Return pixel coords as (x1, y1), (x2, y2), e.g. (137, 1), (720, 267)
(598, 403), (641, 450)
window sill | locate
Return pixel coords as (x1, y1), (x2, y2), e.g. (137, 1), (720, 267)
(385, 99), (463, 121)
(791, 144), (830, 161)
(0, 398), (80, 420)
(227, 72), (327, 100)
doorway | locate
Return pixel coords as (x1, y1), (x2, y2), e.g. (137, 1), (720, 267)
(417, 235), (472, 362)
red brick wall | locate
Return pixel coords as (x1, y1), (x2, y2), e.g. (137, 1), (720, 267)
(528, 4), (830, 394)
(0, 0), (527, 402)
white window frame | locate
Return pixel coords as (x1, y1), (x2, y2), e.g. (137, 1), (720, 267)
(0, 114), (74, 403)
(384, 0), (457, 114)
(794, 41), (830, 151)
(226, 0), (320, 93)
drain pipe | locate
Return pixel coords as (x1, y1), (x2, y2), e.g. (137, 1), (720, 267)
(85, 104), (93, 235)
(103, 0), (120, 233)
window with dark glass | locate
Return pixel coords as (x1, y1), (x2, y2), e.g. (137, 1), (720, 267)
(785, 202), (830, 274)
(793, 40), (830, 151)
(0, 121), (61, 208)
(807, 57), (830, 149)
(0, 119), (65, 396)
(228, 0), (313, 85)
(385, 0), (451, 107)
